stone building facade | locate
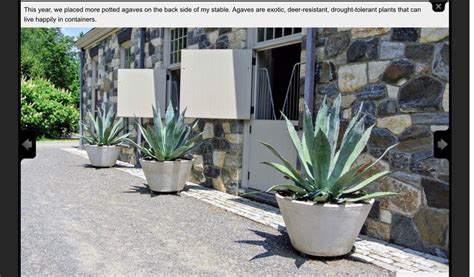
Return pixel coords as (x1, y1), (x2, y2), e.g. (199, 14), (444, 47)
(304, 28), (449, 258)
(77, 27), (449, 257)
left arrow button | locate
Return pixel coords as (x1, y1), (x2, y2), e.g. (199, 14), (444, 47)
(20, 130), (36, 160)
(22, 139), (33, 150)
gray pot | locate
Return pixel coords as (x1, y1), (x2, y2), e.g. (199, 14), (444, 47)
(276, 193), (373, 257)
(140, 159), (193, 192)
(84, 145), (121, 168)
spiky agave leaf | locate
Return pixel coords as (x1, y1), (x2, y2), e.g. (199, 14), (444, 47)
(130, 104), (202, 162)
(81, 103), (130, 146)
(261, 94), (396, 204)
(266, 184), (307, 198)
(282, 113), (314, 181)
(260, 142), (315, 192)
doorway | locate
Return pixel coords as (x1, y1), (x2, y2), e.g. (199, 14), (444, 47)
(247, 42), (302, 191)
(167, 69), (181, 111)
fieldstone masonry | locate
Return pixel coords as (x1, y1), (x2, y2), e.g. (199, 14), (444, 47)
(81, 27), (449, 258)
(81, 28), (248, 194)
(307, 27), (449, 258)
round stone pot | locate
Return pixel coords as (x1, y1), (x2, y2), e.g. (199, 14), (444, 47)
(140, 158), (193, 192)
(275, 193), (374, 257)
(84, 145), (121, 168)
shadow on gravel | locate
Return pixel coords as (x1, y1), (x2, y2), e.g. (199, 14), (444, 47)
(79, 164), (133, 169)
(236, 229), (356, 268)
(80, 164), (106, 170)
(184, 184), (212, 191)
(123, 184), (183, 198)
(229, 197), (280, 213)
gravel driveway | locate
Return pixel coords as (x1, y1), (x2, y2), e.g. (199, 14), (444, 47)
(21, 141), (391, 276)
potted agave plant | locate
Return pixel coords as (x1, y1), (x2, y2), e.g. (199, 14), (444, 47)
(262, 94), (396, 257)
(82, 104), (130, 167)
(127, 103), (202, 193)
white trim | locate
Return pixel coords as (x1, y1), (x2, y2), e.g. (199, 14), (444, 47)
(244, 30), (301, 191)
(246, 28), (257, 49)
(253, 33), (302, 51)
(120, 40), (132, 69)
(167, 63), (181, 71)
(164, 28), (188, 68)
(247, 28), (303, 51)
(75, 28), (119, 49)
(241, 121), (251, 190)
(163, 29), (171, 67)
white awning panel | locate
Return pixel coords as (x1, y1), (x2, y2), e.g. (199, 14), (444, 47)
(180, 49), (253, 119)
(117, 69), (166, 118)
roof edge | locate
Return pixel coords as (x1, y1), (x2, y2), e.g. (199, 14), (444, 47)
(75, 28), (120, 50)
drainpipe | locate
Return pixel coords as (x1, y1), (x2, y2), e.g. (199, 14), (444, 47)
(139, 28), (145, 68)
(303, 28), (316, 117)
(79, 50), (85, 147)
(297, 28), (316, 173)
(134, 28), (146, 168)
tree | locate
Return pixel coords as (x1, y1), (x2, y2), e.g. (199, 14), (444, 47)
(21, 28), (79, 93)
(21, 28), (80, 137)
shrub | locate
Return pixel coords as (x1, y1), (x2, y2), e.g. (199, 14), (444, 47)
(21, 78), (79, 138)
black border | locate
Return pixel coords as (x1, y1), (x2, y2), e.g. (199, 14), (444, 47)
(0, 0), (19, 275)
(3, 0), (469, 275)
(450, 0), (469, 275)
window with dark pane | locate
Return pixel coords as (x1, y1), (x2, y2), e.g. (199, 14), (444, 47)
(257, 28), (265, 42)
(170, 28), (188, 64)
(257, 28), (302, 43)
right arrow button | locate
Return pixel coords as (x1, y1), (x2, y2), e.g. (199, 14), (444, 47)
(433, 129), (450, 160)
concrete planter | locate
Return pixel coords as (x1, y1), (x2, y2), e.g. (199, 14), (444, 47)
(84, 145), (121, 168)
(140, 159), (193, 192)
(276, 193), (373, 257)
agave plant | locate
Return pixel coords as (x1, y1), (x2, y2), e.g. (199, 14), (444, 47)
(127, 103), (202, 162)
(82, 103), (130, 146)
(262, 94), (396, 204)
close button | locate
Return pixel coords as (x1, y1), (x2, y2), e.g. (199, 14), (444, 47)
(430, 0), (448, 12)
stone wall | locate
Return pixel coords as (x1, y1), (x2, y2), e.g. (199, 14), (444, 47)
(81, 28), (247, 194)
(81, 27), (450, 257)
(81, 28), (173, 164)
(308, 28), (449, 257)
(185, 28), (247, 195)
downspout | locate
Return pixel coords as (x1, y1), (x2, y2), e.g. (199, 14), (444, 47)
(303, 28), (316, 116)
(140, 27), (145, 68)
(79, 50), (85, 147)
(135, 28), (146, 167)
(297, 28), (316, 173)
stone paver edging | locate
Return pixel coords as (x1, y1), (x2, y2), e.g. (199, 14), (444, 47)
(62, 147), (449, 274)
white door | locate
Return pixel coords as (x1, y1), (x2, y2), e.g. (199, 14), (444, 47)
(247, 120), (297, 191)
(246, 42), (301, 192)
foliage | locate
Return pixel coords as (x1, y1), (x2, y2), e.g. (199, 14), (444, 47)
(127, 103), (202, 162)
(21, 28), (79, 95)
(262, 94), (396, 204)
(21, 78), (79, 138)
(82, 104), (130, 146)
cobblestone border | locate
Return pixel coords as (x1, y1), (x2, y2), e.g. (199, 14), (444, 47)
(62, 147), (449, 274)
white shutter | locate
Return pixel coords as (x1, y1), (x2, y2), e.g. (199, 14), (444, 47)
(180, 49), (253, 119)
(117, 69), (167, 118)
